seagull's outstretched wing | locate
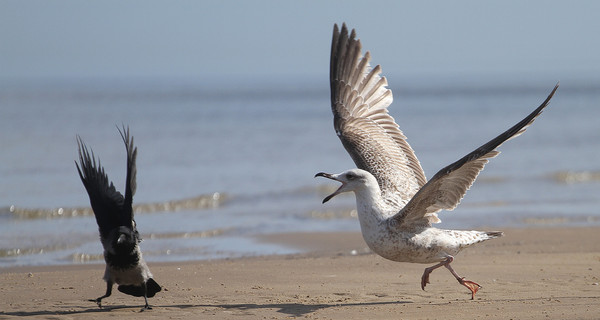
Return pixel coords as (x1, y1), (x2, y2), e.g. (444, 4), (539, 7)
(393, 84), (559, 229)
(75, 127), (138, 238)
(330, 23), (426, 207)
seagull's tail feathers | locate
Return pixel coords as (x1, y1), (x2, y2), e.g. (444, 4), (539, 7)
(457, 230), (504, 248)
(485, 231), (504, 239)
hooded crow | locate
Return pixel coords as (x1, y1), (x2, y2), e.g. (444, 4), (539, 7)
(75, 126), (161, 310)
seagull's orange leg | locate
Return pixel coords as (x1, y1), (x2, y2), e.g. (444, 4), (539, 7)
(421, 259), (447, 290)
(421, 256), (481, 300)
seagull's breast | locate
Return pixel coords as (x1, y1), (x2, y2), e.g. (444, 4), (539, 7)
(359, 220), (463, 264)
(353, 184), (461, 264)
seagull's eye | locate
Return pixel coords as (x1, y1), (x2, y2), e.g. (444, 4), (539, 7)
(346, 173), (355, 180)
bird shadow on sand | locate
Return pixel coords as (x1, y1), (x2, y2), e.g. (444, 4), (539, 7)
(180, 300), (412, 317)
(0, 302), (149, 317)
(0, 300), (412, 318)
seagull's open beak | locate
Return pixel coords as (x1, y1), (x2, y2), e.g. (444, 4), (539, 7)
(315, 172), (345, 204)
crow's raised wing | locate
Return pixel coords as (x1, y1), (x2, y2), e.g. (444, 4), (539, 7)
(76, 127), (138, 238)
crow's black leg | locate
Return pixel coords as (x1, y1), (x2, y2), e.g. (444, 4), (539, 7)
(89, 281), (112, 308)
(140, 281), (152, 312)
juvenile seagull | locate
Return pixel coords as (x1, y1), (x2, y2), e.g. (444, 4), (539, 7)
(76, 127), (161, 310)
(316, 23), (558, 299)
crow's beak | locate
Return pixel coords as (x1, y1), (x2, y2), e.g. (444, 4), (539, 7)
(117, 234), (127, 244)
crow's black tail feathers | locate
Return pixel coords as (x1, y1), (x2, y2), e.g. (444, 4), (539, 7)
(117, 278), (161, 298)
(146, 278), (162, 297)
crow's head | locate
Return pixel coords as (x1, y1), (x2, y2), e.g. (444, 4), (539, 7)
(112, 226), (137, 255)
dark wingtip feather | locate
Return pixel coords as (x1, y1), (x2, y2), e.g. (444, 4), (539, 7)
(486, 231), (504, 238)
(117, 125), (137, 205)
(430, 84), (558, 182)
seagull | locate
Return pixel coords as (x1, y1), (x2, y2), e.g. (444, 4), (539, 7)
(76, 126), (161, 310)
(316, 23), (558, 299)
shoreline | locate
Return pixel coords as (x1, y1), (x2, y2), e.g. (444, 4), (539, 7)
(1, 226), (599, 319)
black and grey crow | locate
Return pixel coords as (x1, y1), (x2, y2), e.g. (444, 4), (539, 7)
(75, 126), (161, 311)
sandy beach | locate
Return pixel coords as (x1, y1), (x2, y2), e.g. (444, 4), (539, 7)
(1, 227), (599, 319)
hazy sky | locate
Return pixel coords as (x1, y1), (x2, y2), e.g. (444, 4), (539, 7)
(1, 0), (599, 82)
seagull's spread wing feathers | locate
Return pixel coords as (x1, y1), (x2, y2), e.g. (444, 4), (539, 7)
(76, 127), (138, 238)
(393, 84), (559, 229)
(330, 23), (426, 206)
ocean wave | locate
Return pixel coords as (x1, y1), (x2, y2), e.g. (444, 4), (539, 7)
(0, 243), (79, 258)
(146, 228), (229, 240)
(0, 227), (228, 261)
(66, 253), (104, 263)
(306, 208), (357, 220)
(551, 171), (600, 184)
(521, 215), (600, 225)
(2, 192), (226, 220)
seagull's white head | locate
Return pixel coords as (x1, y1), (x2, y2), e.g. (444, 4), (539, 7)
(315, 168), (378, 203)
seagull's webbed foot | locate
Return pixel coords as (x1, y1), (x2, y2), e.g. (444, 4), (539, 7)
(457, 277), (481, 300)
(443, 258), (481, 300)
(421, 267), (433, 290)
(422, 256), (482, 299)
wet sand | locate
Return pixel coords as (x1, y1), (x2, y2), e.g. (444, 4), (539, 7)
(1, 227), (599, 319)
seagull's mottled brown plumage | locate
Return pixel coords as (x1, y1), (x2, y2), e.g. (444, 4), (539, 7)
(318, 23), (558, 299)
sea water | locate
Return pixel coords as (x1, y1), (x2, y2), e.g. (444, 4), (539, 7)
(1, 77), (599, 267)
